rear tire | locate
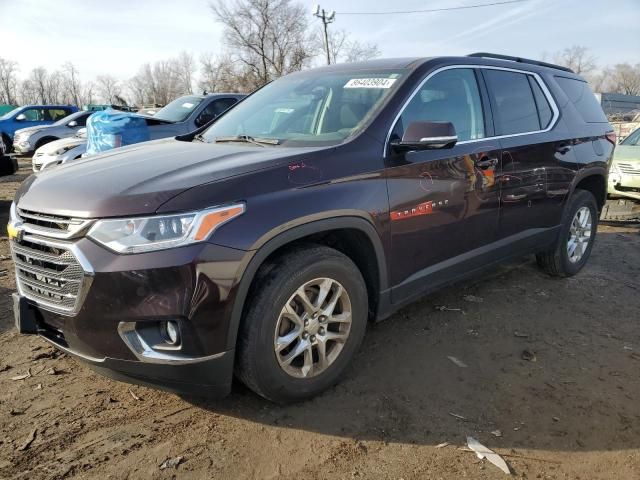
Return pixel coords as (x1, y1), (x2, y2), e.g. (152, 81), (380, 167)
(236, 245), (368, 403)
(536, 189), (599, 277)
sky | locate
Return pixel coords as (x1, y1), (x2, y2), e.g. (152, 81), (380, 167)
(0, 0), (638, 82)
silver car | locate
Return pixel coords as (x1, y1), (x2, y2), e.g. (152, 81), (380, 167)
(13, 111), (92, 155)
(32, 128), (87, 172)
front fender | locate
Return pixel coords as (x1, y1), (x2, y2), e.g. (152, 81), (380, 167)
(222, 215), (388, 350)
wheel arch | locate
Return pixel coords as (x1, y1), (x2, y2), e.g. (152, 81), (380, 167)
(569, 168), (607, 212)
(225, 216), (388, 350)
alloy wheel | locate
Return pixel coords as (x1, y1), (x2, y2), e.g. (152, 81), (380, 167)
(567, 206), (592, 263)
(274, 277), (352, 378)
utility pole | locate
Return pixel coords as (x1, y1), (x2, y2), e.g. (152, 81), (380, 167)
(312, 5), (335, 65)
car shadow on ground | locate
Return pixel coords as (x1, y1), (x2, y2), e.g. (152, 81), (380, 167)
(184, 227), (640, 453)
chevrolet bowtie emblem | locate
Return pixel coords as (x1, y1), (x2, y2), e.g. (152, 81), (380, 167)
(7, 223), (23, 242)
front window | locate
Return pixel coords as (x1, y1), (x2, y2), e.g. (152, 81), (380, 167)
(20, 108), (46, 121)
(154, 96), (204, 122)
(621, 128), (640, 146)
(391, 68), (485, 142)
(201, 69), (406, 146)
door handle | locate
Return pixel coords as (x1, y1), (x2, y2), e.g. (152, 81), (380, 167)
(475, 157), (498, 169)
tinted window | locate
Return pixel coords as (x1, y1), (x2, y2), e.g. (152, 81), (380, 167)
(484, 70), (540, 135)
(22, 108), (46, 121)
(45, 109), (69, 121)
(528, 77), (553, 128)
(555, 76), (607, 123)
(195, 98), (239, 127)
(393, 68), (485, 142)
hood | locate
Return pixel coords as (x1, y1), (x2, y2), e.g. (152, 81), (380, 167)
(613, 145), (640, 163)
(37, 136), (86, 154)
(16, 138), (320, 218)
(15, 125), (47, 136)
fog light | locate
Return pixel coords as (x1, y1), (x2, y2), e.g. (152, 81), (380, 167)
(162, 320), (180, 345)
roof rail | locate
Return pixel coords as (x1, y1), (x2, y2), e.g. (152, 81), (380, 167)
(467, 52), (575, 74)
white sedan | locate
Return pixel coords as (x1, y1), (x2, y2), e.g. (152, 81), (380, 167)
(32, 128), (87, 172)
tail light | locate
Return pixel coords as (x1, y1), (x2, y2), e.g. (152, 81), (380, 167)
(605, 131), (617, 145)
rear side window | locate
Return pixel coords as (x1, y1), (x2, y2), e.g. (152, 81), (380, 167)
(528, 77), (553, 128)
(484, 70), (541, 135)
(555, 76), (607, 123)
(45, 109), (68, 121)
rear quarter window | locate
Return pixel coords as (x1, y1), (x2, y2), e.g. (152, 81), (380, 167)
(555, 76), (607, 123)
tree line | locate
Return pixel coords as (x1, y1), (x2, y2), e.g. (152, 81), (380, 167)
(0, 0), (638, 108)
(0, 0), (378, 108)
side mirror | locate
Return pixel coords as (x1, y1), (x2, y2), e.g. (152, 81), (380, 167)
(67, 120), (78, 127)
(15, 113), (27, 121)
(391, 121), (457, 152)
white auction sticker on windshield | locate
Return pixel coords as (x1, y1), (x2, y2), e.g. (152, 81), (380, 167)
(182, 102), (194, 108)
(344, 78), (397, 89)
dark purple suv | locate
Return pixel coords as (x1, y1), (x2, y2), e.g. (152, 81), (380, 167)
(10, 54), (615, 403)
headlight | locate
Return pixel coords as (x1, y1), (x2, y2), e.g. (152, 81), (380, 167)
(87, 204), (245, 254)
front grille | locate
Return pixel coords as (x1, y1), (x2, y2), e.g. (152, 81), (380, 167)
(618, 163), (640, 176)
(11, 236), (86, 314)
(17, 208), (91, 238)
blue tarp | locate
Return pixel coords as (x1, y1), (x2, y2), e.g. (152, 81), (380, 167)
(85, 109), (149, 156)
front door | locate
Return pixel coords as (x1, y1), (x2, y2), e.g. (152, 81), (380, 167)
(385, 67), (501, 302)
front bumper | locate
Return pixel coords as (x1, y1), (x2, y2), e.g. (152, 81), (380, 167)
(11, 236), (249, 397)
(14, 141), (33, 155)
(608, 163), (640, 201)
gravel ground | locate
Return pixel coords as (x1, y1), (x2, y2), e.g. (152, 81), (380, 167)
(0, 159), (639, 479)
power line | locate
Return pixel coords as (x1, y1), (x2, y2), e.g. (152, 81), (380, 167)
(336, 0), (528, 15)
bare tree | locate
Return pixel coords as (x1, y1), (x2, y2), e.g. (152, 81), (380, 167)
(210, 0), (315, 89)
(0, 58), (19, 105)
(553, 46), (597, 75)
(606, 63), (640, 96)
(96, 74), (121, 103)
(62, 62), (84, 106)
(29, 67), (50, 104)
(174, 51), (196, 94)
(319, 29), (380, 64)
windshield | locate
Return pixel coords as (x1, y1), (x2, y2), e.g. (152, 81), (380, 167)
(621, 128), (640, 146)
(153, 96), (204, 122)
(201, 69), (406, 147)
(0, 107), (22, 121)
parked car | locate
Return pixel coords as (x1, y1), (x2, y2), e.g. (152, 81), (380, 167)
(32, 128), (87, 172)
(10, 54), (614, 403)
(0, 140), (18, 176)
(0, 105), (78, 152)
(13, 110), (93, 155)
(608, 127), (640, 202)
(30, 94), (245, 169)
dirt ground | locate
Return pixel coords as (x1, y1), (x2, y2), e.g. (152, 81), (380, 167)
(0, 159), (639, 480)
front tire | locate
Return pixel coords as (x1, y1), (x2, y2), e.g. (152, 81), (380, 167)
(536, 189), (599, 277)
(236, 245), (368, 403)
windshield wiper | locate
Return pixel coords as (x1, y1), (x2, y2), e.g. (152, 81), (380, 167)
(214, 135), (280, 146)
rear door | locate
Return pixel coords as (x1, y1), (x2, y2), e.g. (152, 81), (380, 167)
(386, 67), (502, 301)
(481, 68), (572, 239)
